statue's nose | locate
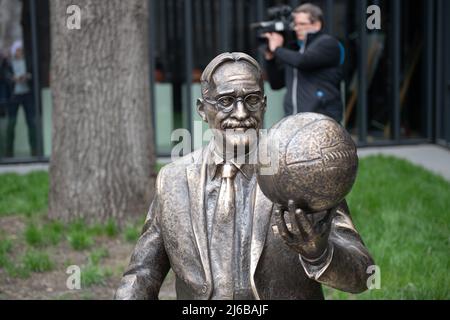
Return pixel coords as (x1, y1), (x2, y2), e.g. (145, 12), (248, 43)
(233, 100), (248, 120)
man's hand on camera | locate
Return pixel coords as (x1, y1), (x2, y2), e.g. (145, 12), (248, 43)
(263, 32), (284, 53)
(264, 50), (274, 60)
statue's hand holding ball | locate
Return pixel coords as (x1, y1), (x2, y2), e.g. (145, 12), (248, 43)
(274, 199), (337, 261)
(257, 113), (358, 259)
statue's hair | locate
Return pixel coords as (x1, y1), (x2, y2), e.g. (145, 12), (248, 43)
(200, 52), (263, 97)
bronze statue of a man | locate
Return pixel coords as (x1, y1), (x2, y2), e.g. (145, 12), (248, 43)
(115, 52), (374, 300)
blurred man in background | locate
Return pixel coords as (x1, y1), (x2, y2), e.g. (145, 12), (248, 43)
(264, 3), (345, 123)
(0, 49), (13, 157)
(5, 40), (36, 157)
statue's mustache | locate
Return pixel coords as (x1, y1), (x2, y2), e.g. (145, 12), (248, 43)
(221, 118), (258, 130)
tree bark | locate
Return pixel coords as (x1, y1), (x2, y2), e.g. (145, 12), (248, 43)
(49, 0), (155, 225)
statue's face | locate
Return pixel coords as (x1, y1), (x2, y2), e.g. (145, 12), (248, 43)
(200, 61), (266, 159)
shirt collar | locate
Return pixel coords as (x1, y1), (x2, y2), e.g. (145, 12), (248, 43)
(207, 144), (255, 181)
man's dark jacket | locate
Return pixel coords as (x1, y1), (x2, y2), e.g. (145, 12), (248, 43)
(265, 31), (344, 122)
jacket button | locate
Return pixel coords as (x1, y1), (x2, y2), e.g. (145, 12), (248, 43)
(201, 284), (208, 294)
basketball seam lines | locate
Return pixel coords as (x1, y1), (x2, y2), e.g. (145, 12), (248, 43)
(323, 150), (353, 162)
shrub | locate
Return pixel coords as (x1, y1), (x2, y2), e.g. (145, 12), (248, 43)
(0, 239), (12, 268)
(43, 221), (64, 245)
(25, 221), (65, 247)
(104, 219), (119, 238)
(67, 229), (94, 251)
(124, 224), (140, 243)
(24, 224), (44, 247)
(89, 248), (109, 265)
(22, 250), (54, 272)
(81, 264), (112, 287)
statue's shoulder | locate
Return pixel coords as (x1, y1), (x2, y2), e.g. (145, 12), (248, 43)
(157, 147), (205, 179)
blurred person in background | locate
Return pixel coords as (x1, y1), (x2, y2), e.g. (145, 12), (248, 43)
(0, 49), (13, 157)
(5, 40), (37, 157)
(263, 3), (345, 123)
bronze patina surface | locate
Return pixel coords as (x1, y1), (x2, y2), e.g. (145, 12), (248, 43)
(257, 112), (358, 212)
(115, 52), (374, 300)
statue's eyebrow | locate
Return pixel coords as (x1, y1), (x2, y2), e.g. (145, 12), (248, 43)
(215, 89), (236, 97)
(215, 88), (262, 97)
(242, 88), (262, 95)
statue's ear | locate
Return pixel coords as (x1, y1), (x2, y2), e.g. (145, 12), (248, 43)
(196, 98), (207, 122)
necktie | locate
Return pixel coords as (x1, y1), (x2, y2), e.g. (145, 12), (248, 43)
(210, 163), (238, 299)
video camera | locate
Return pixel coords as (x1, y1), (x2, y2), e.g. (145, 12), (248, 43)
(250, 5), (295, 47)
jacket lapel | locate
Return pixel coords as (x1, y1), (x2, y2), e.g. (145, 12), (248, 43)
(250, 184), (274, 300)
(186, 147), (212, 294)
(185, 143), (274, 299)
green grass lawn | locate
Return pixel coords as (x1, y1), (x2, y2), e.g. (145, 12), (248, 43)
(0, 155), (449, 299)
(0, 171), (48, 216)
(324, 155), (450, 300)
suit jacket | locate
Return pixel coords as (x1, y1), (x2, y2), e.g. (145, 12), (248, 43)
(115, 145), (374, 300)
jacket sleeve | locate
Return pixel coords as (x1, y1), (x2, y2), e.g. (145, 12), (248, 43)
(265, 58), (285, 90)
(0, 62), (13, 84)
(115, 170), (171, 300)
(299, 200), (375, 294)
(274, 36), (341, 71)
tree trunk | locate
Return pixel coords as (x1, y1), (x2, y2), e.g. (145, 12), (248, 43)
(48, 0), (156, 225)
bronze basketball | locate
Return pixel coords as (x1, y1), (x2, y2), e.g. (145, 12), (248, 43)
(257, 112), (358, 212)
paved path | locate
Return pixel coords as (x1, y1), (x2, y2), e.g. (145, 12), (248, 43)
(0, 163), (49, 175)
(357, 144), (450, 181)
(1, 144), (449, 181)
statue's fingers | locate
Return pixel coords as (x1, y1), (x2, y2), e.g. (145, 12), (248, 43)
(286, 200), (302, 235)
(274, 208), (292, 241)
(274, 203), (283, 213)
(288, 210), (301, 236)
(294, 208), (313, 237)
(319, 208), (336, 233)
(287, 200), (297, 214)
(290, 209), (310, 240)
